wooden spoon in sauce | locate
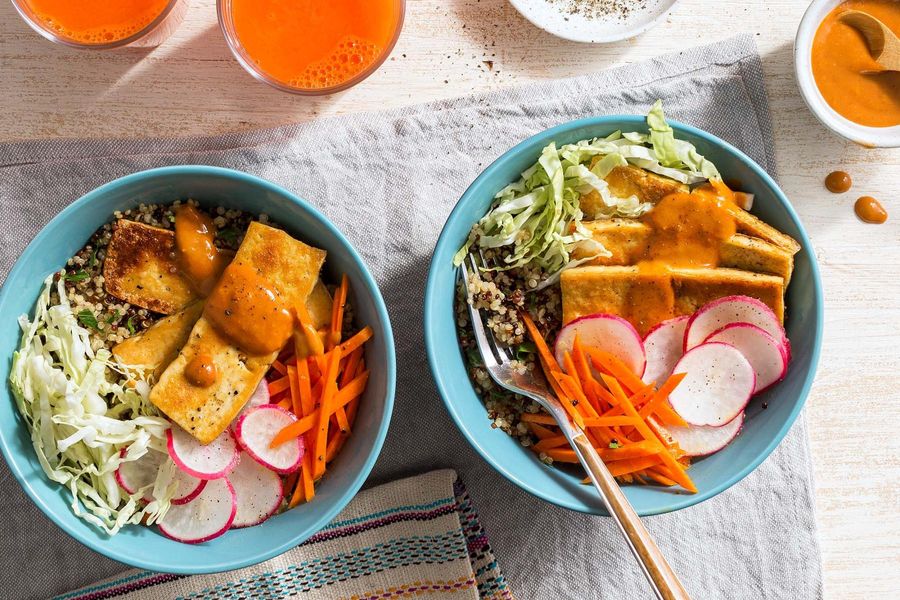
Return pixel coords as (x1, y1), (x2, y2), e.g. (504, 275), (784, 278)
(840, 9), (900, 72)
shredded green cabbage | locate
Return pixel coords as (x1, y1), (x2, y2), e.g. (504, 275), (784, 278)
(9, 276), (178, 535)
(453, 101), (721, 285)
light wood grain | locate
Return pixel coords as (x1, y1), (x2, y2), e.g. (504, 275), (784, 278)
(0, 0), (898, 597)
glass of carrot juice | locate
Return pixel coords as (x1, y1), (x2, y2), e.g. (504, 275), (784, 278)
(217, 0), (405, 94)
(11, 0), (181, 49)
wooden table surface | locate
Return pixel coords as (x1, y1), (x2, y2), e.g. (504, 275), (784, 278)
(1, 0), (898, 597)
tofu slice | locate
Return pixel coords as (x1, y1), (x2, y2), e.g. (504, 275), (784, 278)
(728, 206), (802, 255)
(150, 222), (326, 444)
(103, 220), (195, 315)
(578, 220), (794, 283)
(561, 265), (784, 336)
(112, 301), (204, 381)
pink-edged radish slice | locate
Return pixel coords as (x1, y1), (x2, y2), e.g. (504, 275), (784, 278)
(668, 342), (755, 426)
(228, 453), (284, 528)
(641, 316), (689, 386)
(116, 448), (164, 497)
(555, 314), (646, 376)
(116, 448), (208, 504)
(683, 295), (787, 353)
(234, 405), (304, 474)
(704, 323), (788, 393)
(660, 412), (745, 457)
(167, 426), (240, 480)
(158, 477), (236, 544)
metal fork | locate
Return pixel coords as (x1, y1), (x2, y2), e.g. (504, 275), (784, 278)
(460, 254), (690, 600)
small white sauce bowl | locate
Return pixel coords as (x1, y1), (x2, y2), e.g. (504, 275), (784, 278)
(795, 0), (900, 148)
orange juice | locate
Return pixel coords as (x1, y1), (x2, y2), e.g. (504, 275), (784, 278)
(229, 0), (402, 90)
(22, 0), (171, 45)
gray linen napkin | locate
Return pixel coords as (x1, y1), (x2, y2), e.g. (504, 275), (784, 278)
(0, 34), (822, 600)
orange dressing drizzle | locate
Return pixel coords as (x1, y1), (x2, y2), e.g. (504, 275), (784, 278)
(23, 0), (170, 44)
(174, 205), (228, 296)
(204, 263), (294, 355)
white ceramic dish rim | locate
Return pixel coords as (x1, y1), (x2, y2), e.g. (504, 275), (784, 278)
(794, 0), (900, 148)
(507, 0), (680, 44)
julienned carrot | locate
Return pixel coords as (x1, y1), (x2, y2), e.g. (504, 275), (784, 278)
(638, 372), (688, 420)
(297, 359), (314, 417)
(521, 312), (561, 373)
(269, 375), (291, 397)
(295, 305), (325, 357)
(597, 439), (662, 461)
(527, 421), (558, 440)
(269, 413), (317, 448)
(338, 326), (373, 357)
(533, 435), (569, 452)
(276, 397), (292, 411)
(589, 349), (645, 395)
(544, 448), (579, 463)
(600, 373), (697, 493)
(582, 416), (640, 427)
(333, 370), (369, 409)
(328, 275), (349, 351)
(313, 346), (342, 479)
(654, 403), (689, 427)
(520, 413), (556, 426)
(571, 335), (605, 412)
(607, 455), (664, 477)
(272, 360), (288, 376)
(340, 346), (364, 389)
(286, 366), (302, 417)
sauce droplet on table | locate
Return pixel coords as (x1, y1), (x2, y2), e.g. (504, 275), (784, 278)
(855, 196), (888, 223)
(825, 170), (852, 193)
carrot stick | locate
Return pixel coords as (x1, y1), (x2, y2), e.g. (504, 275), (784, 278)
(644, 467), (678, 487)
(582, 416), (641, 427)
(600, 373), (697, 493)
(268, 375), (291, 397)
(597, 439), (661, 461)
(313, 346), (342, 479)
(607, 455), (664, 477)
(271, 360), (288, 376)
(276, 397), (292, 411)
(269, 413), (317, 448)
(654, 403), (689, 427)
(521, 312), (562, 372)
(337, 326), (373, 357)
(340, 346), (364, 389)
(533, 435), (569, 452)
(295, 305), (325, 357)
(571, 335), (606, 412)
(527, 421), (558, 440)
(589, 349), (646, 395)
(328, 274), (349, 351)
(333, 370), (369, 410)
(297, 359), (314, 417)
(638, 372), (688, 419)
(286, 366), (302, 418)
(520, 413), (556, 426)
(544, 449), (579, 463)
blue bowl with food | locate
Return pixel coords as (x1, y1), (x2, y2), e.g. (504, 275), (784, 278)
(424, 104), (823, 515)
(0, 166), (395, 572)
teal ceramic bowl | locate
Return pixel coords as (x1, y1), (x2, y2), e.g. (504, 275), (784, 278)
(425, 117), (823, 516)
(0, 166), (395, 573)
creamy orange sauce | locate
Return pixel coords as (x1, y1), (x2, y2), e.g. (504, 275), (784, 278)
(185, 353), (217, 387)
(205, 263), (294, 355)
(811, 0), (900, 127)
(825, 170), (853, 193)
(23, 0), (169, 44)
(855, 196), (889, 222)
(174, 205), (227, 296)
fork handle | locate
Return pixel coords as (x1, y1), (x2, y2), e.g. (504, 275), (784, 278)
(571, 434), (691, 600)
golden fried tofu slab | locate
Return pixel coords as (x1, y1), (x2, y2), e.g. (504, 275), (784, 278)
(728, 206), (801, 255)
(579, 163), (688, 218)
(306, 280), (333, 329)
(578, 220), (794, 283)
(150, 222), (326, 444)
(561, 265), (784, 336)
(112, 301), (204, 381)
(103, 220), (195, 315)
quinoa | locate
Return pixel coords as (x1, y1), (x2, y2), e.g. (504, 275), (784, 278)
(57, 200), (271, 353)
(455, 247), (563, 462)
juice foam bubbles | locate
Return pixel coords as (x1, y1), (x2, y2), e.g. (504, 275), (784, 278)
(24, 0), (170, 45)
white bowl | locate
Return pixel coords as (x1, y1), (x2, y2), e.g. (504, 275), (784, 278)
(795, 0), (900, 148)
(508, 0), (679, 44)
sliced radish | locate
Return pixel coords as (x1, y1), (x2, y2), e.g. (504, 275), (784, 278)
(234, 405), (304, 474)
(705, 323), (788, 393)
(158, 477), (236, 544)
(668, 342), (755, 426)
(228, 453), (284, 528)
(641, 316), (689, 386)
(116, 448), (164, 496)
(555, 314), (646, 376)
(684, 295), (787, 353)
(167, 426), (240, 480)
(660, 412), (745, 457)
(117, 448), (208, 504)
